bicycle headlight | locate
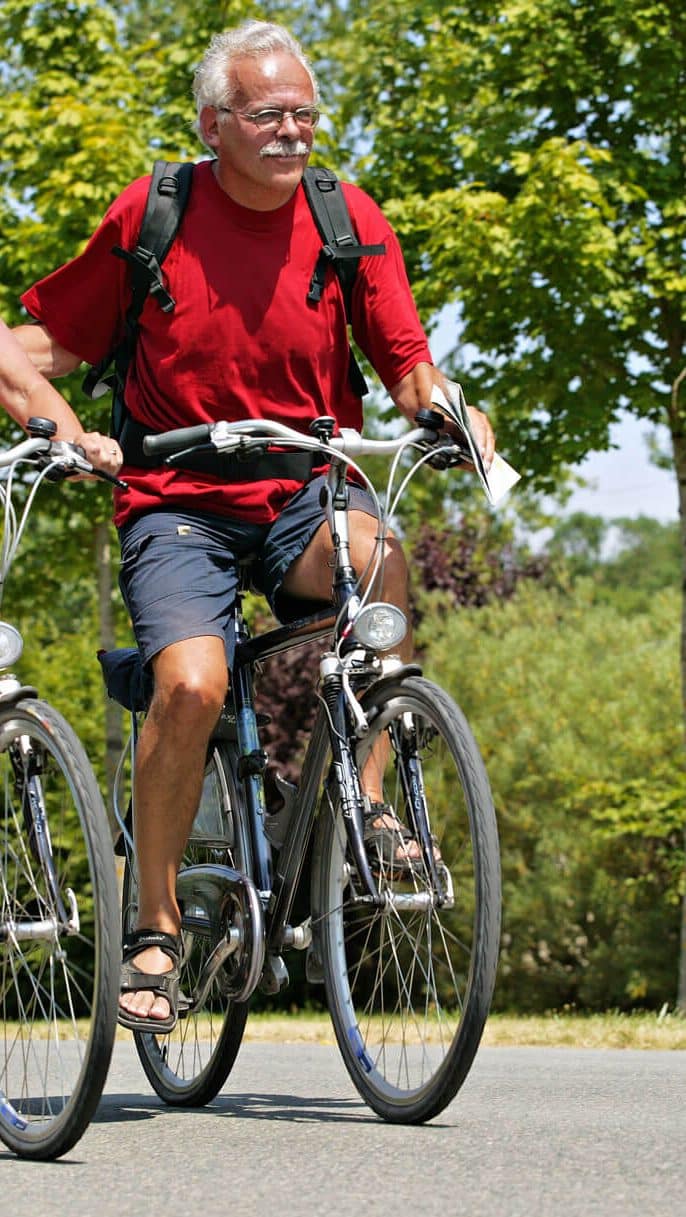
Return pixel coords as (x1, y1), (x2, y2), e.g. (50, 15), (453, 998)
(352, 603), (407, 652)
(0, 622), (23, 669)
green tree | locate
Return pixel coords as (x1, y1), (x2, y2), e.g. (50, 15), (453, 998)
(601, 516), (680, 603)
(548, 512), (679, 609)
(319, 0), (686, 1006)
(548, 513), (609, 579)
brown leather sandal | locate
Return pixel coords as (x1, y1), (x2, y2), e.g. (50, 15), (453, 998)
(363, 802), (438, 873)
(118, 928), (181, 1034)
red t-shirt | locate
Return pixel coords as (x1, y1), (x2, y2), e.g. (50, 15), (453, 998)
(22, 160), (432, 526)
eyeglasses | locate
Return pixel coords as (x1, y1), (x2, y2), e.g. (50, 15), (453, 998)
(217, 105), (320, 131)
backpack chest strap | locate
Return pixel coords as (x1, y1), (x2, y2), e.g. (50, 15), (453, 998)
(112, 244), (176, 313)
(307, 239), (386, 305)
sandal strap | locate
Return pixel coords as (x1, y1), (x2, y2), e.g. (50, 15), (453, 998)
(122, 928), (181, 966)
(120, 967), (178, 996)
(363, 802), (413, 841)
(363, 801), (438, 846)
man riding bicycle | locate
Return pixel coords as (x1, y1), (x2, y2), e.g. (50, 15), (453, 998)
(13, 19), (494, 1032)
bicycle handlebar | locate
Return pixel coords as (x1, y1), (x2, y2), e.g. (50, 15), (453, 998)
(142, 423), (213, 460)
(0, 435), (51, 469)
(141, 415), (468, 465)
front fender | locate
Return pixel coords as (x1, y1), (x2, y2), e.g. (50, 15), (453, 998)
(359, 663), (423, 714)
(0, 680), (38, 705)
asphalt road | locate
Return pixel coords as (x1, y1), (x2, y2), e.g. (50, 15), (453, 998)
(2, 1041), (684, 1217)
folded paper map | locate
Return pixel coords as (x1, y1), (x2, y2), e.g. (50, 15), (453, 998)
(430, 380), (521, 506)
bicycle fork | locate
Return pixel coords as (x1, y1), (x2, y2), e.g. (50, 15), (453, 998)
(331, 673), (452, 910)
(1, 734), (79, 943)
(320, 664), (385, 906)
(389, 715), (447, 905)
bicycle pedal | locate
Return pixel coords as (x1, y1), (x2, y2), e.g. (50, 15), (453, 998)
(259, 953), (289, 994)
(176, 991), (192, 1018)
(305, 944), (325, 985)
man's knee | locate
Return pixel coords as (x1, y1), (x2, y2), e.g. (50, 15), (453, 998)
(150, 638), (228, 728)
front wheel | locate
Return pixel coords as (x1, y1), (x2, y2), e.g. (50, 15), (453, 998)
(0, 699), (119, 1159)
(312, 676), (501, 1123)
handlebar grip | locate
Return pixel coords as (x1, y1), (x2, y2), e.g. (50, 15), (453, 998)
(142, 424), (212, 458)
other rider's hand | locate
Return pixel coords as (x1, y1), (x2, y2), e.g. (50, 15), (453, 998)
(72, 431), (123, 478)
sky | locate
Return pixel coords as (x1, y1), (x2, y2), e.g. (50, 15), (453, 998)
(562, 414), (677, 523)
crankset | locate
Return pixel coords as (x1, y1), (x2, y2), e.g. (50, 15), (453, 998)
(176, 863), (265, 1004)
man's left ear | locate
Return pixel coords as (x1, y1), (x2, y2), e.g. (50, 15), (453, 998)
(199, 106), (221, 150)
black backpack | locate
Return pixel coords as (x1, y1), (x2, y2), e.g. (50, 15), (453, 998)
(83, 160), (385, 444)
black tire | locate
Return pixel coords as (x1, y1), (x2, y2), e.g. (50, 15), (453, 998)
(0, 698), (119, 1159)
(121, 742), (250, 1105)
(312, 676), (501, 1123)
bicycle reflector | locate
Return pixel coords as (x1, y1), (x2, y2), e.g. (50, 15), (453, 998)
(352, 603), (407, 651)
(0, 622), (23, 668)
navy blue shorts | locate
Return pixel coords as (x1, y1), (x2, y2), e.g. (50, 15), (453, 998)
(117, 476), (376, 667)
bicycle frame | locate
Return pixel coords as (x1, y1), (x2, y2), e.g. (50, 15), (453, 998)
(104, 411), (502, 1125)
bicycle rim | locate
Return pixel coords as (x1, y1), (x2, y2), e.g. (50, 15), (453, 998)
(0, 699), (119, 1159)
(313, 676), (501, 1123)
(122, 743), (250, 1105)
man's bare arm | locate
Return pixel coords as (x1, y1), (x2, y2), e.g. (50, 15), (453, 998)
(12, 322), (82, 379)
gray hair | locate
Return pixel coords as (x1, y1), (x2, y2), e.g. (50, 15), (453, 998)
(192, 20), (319, 148)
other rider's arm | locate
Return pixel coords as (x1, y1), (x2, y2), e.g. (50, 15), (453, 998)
(7, 321), (122, 475)
(389, 361), (495, 472)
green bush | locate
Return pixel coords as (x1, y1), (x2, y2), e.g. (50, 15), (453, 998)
(417, 581), (684, 1011)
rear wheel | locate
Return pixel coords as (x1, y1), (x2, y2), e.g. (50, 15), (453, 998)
(121, 742), (251, 1105)
(0, 699), (119, 1159)
(312, 676), (500, 1123)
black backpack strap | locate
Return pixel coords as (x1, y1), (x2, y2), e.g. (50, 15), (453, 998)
(302, 167), (385, 396)
(111, 160), (194, 320)
(302, 166), (385, 313)
(82, 161), (194, 431)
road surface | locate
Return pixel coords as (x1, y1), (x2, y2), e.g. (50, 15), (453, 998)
(2, 1041), (684, 1217)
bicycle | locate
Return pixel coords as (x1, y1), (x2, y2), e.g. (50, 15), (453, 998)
(101, 407), (502, 1123)
(0, 418), (121, 1160)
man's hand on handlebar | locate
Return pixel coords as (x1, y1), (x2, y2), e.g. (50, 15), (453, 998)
(390, 363), (495, 473)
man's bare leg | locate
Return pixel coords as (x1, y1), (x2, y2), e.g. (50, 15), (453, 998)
(118, 634), (228, 1024)
(281, 511), (424, 861)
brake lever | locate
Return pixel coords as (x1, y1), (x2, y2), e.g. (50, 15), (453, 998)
(92, 468), (129, 490)
(40, 442), (128, 489)
(165, 435), (270, 467)
(426, 441), (470, 471)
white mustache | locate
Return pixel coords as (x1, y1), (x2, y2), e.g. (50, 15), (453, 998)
(259, 139), (309, 158)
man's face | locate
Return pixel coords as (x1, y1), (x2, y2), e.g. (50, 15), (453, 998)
(201, 51), (317, 209)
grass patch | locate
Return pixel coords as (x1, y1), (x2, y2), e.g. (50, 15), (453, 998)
(10, 1009), (684, 1048)
(239, 1008), (686, 1050)
(481, 1010), (686, 1050)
